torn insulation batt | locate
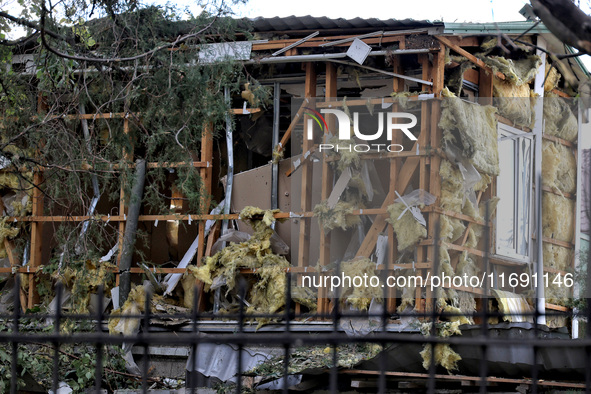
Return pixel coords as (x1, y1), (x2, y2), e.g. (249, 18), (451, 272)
(542, 192), (574, 243)
(387, 202), (427, 251)
(185, 206), (290, 326)
(478, 55), (541, 86)
(493, 78), (535, 127)
(338, 258), (382, 311)
(314, 200), (361, 232)
(543, 93), (578, 142)
(440, 89), (499, 176)
(542, 140), (576, 194)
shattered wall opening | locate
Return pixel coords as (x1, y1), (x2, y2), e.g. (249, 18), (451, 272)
(0, 16), (587, 391)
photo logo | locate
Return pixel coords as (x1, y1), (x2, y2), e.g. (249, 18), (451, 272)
(304, 107), (418, 153)
(304, 107), (328, 134)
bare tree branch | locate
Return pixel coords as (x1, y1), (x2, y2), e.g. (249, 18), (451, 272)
(0, 10), (71, 43)
(39, 1), (221, 64)
(531, 0), (591, 54)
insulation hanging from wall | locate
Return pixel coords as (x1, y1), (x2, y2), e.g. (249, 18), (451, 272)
(543, 92), (578, 142)
(386, 190), (436, 252)
(440, 88), (500, 176)
(542, 192), (575, 244)
(338, 258), (383, 311)
(478, 55), (541, 86)
(544, 63), (561, 92)
(543, 243), (572, 272)
(493, 78), (536, 128)
(185, 206), (291, 327)
(542, 140), (577, 194)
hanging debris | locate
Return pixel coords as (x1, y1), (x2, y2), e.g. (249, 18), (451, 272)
(314, 200), (361, 232)
(185, 206), (290, 327)
(544, 63), (561, 92)
(543, 243), (572, 272)
(338, 258), (382, 311)
(492, 289), (534, 323)
(397, 269), (417, 312)
(493, 78), (536, 127)
(56, 260), (117, 314)
(543, 92), (578, 142)
(419, 320), (463, 373)
(478, 55), (541, 86)
(447, 61), (475, 96)
(249, 343), (381, 377)
(542, 192), (574, 243)
(542, 140), (576, 194)
(440, 88), (499, 176)
(386, 190), (436, 252)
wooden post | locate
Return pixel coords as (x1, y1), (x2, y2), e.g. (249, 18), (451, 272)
(479, 68), (493, 105)
(318, 63), (337, 315)
(28, 172), (44, 308)
(197, 123), (213, 265)
(297, 63), (316, 269)
(415, 54), (434, 313)
(116, 118), (132, 286)
(423, 45), (446, 314)
(296, 63), (316, 316)
(387, 55), (404, 313)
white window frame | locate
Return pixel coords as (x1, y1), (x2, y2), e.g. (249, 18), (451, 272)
(495, 123), (534, 262)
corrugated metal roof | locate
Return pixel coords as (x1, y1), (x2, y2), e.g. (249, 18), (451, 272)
(443, 21), (549, 35)
(249, 15), (439, 33)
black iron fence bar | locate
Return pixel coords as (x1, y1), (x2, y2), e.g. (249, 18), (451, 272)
(2, 330), (589, 348)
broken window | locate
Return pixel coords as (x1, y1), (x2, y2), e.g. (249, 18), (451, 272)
(495, 123), (533, 260)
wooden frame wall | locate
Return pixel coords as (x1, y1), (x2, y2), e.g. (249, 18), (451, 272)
(0, 30), (576, 315)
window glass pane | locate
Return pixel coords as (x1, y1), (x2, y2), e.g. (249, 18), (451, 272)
(497, 137), (515, 253)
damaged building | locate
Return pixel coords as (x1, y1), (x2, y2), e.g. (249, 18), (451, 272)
(1, 12), (591, 392)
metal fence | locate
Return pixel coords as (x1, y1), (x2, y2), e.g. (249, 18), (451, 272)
(1, 222), (590, 393)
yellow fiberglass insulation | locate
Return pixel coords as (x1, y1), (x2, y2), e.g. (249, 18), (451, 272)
(390, 91), (422, 110)
(291, 286), (317, 311)
(109, 284), (146, 335)
(386, 202), (426, 251)
(420, 344), (462, 372)
(545, 281), (569, 307)
(186, 206), (290, 326)
(397, 269), (417, 312)
(447, 289), (476, 322)
(440, 159), (464, 213)
(493, 78), (535, 128)
(462, 197), (500, 249)
(440, 160), (490, 222)
(248, 264), (287, 315)
(544, 63), (561, 92)
(542, 140), (576, 194)
(271, 145), (284, 164)
(543, 93), (578, 142)
(0, 173), (21, 190)
(0, 217), (19, 259)
(326, 137), (360, 172)
(479, 55), (541, 86)
(57, 260), (117, 314)
(455, 251), (479, 278)
(314, 200), (361, 233)
(440, 215), (465, 243)
(339, 258), (382, 310)
(443, 304), (472, 325)
(542, 192), (574, 243)
(546, 315), (568, 329)
(492, 289), (534, 323)
(543, 243), (572, 272)
(439, 245), (456, 278)
(420, 320), (463, 372)
(439, 89), (499, 176)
